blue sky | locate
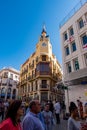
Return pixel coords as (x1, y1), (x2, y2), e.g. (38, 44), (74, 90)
(0, 0), (80, 70)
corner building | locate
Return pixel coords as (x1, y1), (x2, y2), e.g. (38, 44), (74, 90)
(19, 27), (63, 102)
(0, 67), (20, 100)
(60, 0), (87, 109)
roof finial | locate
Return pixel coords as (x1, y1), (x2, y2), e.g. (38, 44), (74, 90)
(42, 23), (46, 34)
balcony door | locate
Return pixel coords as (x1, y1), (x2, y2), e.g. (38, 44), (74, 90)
(42, 80), (47, 88)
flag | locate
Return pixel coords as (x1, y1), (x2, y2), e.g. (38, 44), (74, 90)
(67, 35), (74, 43)
(83, 43), (87, 49)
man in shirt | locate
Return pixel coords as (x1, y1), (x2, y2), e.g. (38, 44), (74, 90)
(22, 100), (44, 130)
(54, 101), (61, 124)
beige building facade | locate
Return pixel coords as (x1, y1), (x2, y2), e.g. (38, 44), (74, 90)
(60, 0), (87, 111)
(19, 27), (63, 103)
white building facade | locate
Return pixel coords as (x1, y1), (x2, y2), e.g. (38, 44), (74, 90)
(60, 0), (87, 111)
(0, 67), (20, 100)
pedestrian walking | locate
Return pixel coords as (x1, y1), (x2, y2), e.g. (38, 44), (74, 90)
(77, 100), (83, 119)
(22, 100), (44, 130)
(42, 103), (55, 130)
(48, 100), (54, 114)
(0, 100), (23, 130)
(54, 101), (61, 124)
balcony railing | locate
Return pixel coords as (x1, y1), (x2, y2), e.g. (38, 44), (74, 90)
(27, 74), (36, 81)
(36, 71), (51, 76)
(21, 69), (28, 76)
(40, 84), (49, 89)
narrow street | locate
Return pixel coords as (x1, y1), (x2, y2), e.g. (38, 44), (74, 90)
(54, 119), (68, 130)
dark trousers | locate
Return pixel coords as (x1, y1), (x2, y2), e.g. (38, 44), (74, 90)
(55, 113), (60, 124)
(0, 111), (4, 120)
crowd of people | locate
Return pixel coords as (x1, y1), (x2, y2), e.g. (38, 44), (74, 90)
(0, 98), (87, 130)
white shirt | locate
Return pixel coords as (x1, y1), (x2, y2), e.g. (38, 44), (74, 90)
(54, 102), (61, 114)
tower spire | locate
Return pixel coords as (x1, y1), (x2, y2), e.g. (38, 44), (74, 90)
(42, 24), (46, 33)
(41, 24), (47, 37)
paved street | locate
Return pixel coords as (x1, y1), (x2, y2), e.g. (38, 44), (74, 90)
(54, 119), (68, 130)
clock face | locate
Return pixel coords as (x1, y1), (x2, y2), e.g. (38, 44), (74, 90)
(42, 42), (47, 46)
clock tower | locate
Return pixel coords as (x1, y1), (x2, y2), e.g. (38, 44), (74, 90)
(36, 25), (52, 56)
(19, 25), (63, 103)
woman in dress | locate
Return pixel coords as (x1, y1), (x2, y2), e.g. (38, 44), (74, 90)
(0, 100), (24, 130)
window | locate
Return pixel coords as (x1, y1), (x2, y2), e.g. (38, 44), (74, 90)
(84, 53), (87, 66)
(32, 60), (34, 67)
(42, 80), (47, 84)
(42, 55), (46, 61)
(71, 42), (76, 52)
(41, 80), (47, 88)
(82, 35), (87, 45)
(70, 28), (74, 36)
(65, 46), (69, 56)
(79, 19), (84, 29)
(15, 75), (17, 79)
(36, 56), (38, 62)
(10, 73), (13, 79)
(41, 92), (48, 101)
(66, 62), (71, 73)
(64, 32), (68, 41)
(67, 62), (72, 73)
(36, 63), (50, 73)
(41, 63), (49, 72)
(3, 72), (8, 78)
(74, 59), (79, 71)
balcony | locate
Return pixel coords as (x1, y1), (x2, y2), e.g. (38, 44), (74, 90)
(21, 69), (28, 76)
(36, 71), (51, 76)
(39, 84), (49, 90)
(27, 74), (36, 81)
(21, 79), (27, 85)
(27, 76), (32, 81)
(29, 64), (34, 69)
(64, 67), (87, 85)
(3, 75), (8, 78)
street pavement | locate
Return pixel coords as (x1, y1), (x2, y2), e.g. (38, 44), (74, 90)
(53, 119), (68, 130)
